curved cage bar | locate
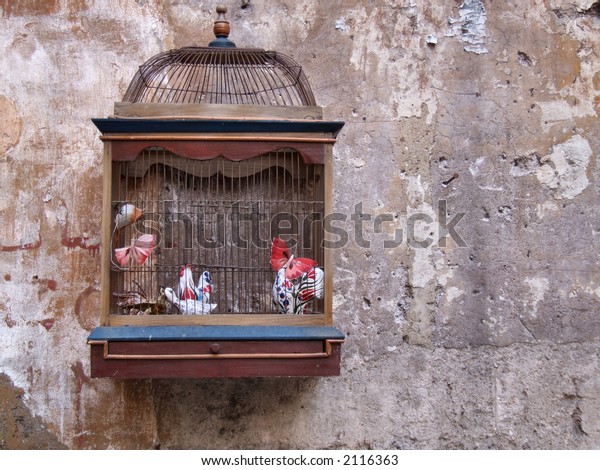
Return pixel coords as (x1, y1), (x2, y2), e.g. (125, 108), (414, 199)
(122, 47), (317, 106)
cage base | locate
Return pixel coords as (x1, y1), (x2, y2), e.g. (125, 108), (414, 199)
(88, 325), (344, 378)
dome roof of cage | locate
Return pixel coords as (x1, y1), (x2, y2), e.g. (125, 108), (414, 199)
(122, 5), (316, 107)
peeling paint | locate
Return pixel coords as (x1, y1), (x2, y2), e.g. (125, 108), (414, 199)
(536, 201), (560, 220)
(426, 34), (438, 45)
(548, 0), (599, 13)
(446, 286), (464, 303)
(569, 281), (600, 299)
(536, 135), (592, 199)
(537, 100), (593, 132)
(446, 0), (488, 54)
(524, 277), (549, 317)
(510, 153), (541, 177)
(335, 19), (347, 32)
(469, 156), (486, 176)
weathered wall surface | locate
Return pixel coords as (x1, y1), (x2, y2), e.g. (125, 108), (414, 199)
(1, 0), (600, 449)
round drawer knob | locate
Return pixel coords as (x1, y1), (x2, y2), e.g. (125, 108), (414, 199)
(209, 343), (220, 354)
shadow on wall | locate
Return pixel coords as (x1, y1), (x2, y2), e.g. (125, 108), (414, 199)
(150, 377), (320, 449)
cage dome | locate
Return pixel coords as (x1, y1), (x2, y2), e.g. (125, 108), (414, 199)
(122, 5), (316, 107)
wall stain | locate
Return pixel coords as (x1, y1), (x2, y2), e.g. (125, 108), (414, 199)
(3, 311), (16, 328)
(38, 318), (55, 331)
(70, 361), (91, 449)
(31, 276), (58, 300)
(0, 237), (42, 253)
(0, 96), (22, 154)
(74, 284), (100, 331)
(61, 234), (100, 256)
(57, 200), (101, 256)
(1, 1), (60, 18)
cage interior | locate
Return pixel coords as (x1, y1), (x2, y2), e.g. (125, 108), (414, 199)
(110, 148), (325, 317)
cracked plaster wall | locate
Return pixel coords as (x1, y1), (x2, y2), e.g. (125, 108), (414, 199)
(1, 0), (600, 449)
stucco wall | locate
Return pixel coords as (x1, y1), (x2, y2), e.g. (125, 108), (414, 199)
(1, 0), (600, 449)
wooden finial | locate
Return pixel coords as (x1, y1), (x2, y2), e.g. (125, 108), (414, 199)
(213, 4), (230, 38)
(209, 4), (236, 47)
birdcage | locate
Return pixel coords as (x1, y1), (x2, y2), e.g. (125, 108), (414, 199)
(88, 6), (344, 378)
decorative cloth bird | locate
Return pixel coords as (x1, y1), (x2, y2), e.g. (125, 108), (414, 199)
(172, 265), (216, 312)
(178, 264), (198, 300)
(270, 237), (318, 279)
(196, 270), (214, 304)
(114, 234), (156, 267)
(111, 204), (148, 269)
(272, 264), (324, 315)
(115, 203), (143, 230)
(164, 287), (217, 315)
(270, 237), (324, 314)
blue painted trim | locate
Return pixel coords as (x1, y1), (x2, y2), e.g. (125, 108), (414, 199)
(91, 118), (345, 137)
(88, 325), (345, 342)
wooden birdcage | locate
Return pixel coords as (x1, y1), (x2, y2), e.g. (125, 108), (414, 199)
(88, 5), (344, 378)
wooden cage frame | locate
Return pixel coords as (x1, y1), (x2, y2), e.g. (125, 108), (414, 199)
(88, 102), (345, 378)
